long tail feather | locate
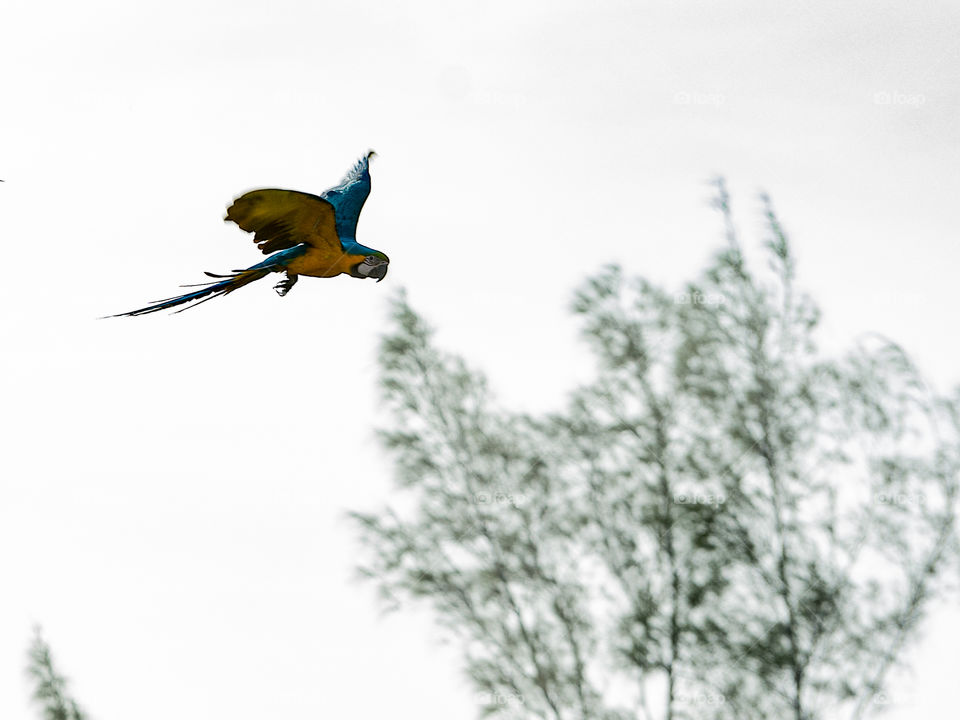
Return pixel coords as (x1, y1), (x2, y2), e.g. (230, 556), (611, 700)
(108, 244), (308, 318)
(109, 266), (274, 317)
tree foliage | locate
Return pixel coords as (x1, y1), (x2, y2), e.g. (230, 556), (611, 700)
(26, 627), (88, 720)
(353, 183), (960, 720)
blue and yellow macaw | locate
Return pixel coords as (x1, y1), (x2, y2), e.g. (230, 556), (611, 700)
(114, 151), (388, 316)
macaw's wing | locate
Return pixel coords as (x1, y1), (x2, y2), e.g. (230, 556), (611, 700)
(225, 190), (342, 255)
(320, 153), (373, 240)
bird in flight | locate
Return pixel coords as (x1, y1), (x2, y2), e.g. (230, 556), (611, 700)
(113, 151), (388, 316)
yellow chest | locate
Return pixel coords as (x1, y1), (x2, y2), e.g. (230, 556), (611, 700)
(287, 249), (363, 278)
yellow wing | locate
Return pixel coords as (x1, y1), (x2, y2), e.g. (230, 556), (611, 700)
(225, 190), (342, 256)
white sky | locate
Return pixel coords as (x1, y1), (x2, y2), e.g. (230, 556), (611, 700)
(1, 1), (959, 718)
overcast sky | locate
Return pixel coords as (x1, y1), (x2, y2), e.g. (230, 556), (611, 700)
(2, 1), (959, 718)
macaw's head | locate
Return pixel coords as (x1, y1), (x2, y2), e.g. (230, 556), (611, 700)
(351, 251), (390, 282)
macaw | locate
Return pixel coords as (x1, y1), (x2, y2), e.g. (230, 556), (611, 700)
(113, 151), (388, 316)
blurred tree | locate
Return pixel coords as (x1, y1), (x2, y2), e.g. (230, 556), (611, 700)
(352, 182), (959, 720)
(26, 627), (88, 720)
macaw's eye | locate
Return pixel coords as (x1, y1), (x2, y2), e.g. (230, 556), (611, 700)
(364, 256), (378, 265)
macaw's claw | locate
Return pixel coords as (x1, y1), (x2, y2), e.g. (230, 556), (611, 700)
(274, 273), (298, 297)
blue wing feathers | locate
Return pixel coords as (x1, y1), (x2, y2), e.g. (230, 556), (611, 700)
(321, 153), (372, 241)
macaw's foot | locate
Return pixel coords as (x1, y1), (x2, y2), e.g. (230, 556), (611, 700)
(274, 273), (298, 297)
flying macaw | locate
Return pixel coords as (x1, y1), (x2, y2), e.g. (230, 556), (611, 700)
(113, 151), (388, 316)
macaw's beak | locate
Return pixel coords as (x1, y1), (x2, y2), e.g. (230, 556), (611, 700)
(356, 260), (389, 282)
(369, 262), (388, 282)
